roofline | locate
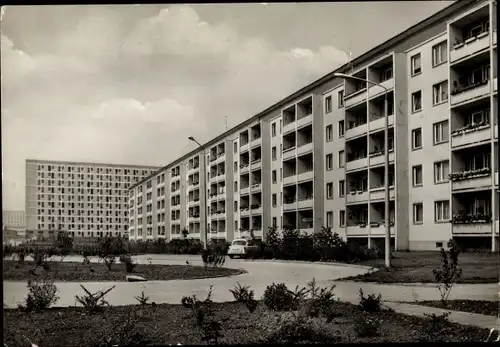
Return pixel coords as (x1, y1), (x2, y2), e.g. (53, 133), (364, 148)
(130, 0), (474, 190)
(26, 158), (161, 170)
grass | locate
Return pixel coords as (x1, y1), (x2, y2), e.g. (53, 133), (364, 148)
(3, 260), (245, 282)
(409, 300), (499, 317)
(4, 300), (490, 346)
(341, 251), (499, 284)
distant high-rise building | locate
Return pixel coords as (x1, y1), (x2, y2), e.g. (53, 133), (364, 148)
(25, 159), (160, 239)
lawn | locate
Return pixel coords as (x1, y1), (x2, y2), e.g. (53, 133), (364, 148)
(4, 300), (490, 346)
(341, 251), (499, 284)
(3, 260), (245, 282)
(409, 300), (498, 317)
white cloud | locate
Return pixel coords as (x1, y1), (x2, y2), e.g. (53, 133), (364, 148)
(1, 4), (348, 210)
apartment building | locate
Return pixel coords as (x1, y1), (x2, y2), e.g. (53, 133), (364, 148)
(129, 0), (498, 251)
(3, 210), (26, 230)
(25, 159), (159, 239)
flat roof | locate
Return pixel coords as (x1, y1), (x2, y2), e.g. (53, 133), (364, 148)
(130, 0), (474, 190)
(26, 158), (161, 170)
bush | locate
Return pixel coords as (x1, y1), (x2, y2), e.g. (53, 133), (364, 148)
(134, 291), (150, 306)
(262, 283), (308, 311)
(22, 278), (59, 312)
(119, 255), (137, 273)
(75, 284), (115, 313)
(305, 278), (338, 320)
(354, 313), (380, 337)
(229, 282), (255, 302)
(358, 288), (382, 313)
(433, 239), (462, 303)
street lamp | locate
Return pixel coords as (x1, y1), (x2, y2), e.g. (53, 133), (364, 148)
(188, 136), (209, 250)
(334, 72), (391, 268)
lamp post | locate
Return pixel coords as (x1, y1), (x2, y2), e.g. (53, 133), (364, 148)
(188, 136), (209, 250)
(334, 73), (391, 268)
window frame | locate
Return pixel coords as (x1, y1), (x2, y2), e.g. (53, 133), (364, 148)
(326, 124), (333, 142)
(411, 128), (422, 150)
(434, 200), (450, 222)
(325, 96), (332, 113)
(326, 154), (333, 170)
(412, 165), (423, 187)
(338, 90), (344, 108)
(411, 90), (422, 113)
(434, 160), (449, 184)
(432, 80), (449, 105)
(411, 53), (422, 76)
(432, 41), (448, 67)
(413, 202), (424, 224)
(433, 120), (449, 145)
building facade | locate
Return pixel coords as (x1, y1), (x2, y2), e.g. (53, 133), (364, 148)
(25, 159), (159, 239)
(129, 0), (498, 251)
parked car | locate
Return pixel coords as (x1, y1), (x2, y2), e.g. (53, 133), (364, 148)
(227, 238), (259, 259)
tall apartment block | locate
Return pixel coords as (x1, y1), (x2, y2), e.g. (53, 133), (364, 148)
(3, 210), (26, 230)
(129, 0), (498, 251)
(25, 159), (160, 239)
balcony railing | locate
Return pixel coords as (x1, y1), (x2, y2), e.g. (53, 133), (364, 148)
(450, 79), (490, 105)
(449, 167), (491, 181)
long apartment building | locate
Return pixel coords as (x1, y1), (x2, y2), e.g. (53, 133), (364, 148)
(129, 0), (498, 251)
(25, 159), (160, 239)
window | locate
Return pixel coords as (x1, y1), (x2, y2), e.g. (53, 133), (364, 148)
(325, 96), (332, 113)
(272, 217), (277, 228)
(272, 170), (277, 184)
(339, 210), (346, 227)
(338, 150), (345, 168)
(434, 161), (449, 183)
(326, 182), (333, 199)
(412, 91), (422, 112)
(326, 125), (333, 142)
(338, 180), (345, 197)
(271, 123), (276, 137)
(412, 165), (423, 186)
(234, 201), (238, 212)
(234, 161), (238, 172)
(338, 120), (345, 137)
(234, 181), (238, 192)
(326, 211), (333, 228)
(381, 67), (393, 81)
(413, 203), (424, 224)
(432, 41), (448, 66)
(435, 200), (450, 222)
(412, 128), (422, 149)
(272, 194), (277, 207)
(272, 146), (277, 160)
(433, 120), (449, 144)
(338, 90), (344, 108)
(411, 53), (422, 75)
(233, 142), (237, 153)
(326, 154), (333, 170)
(433, 81), (448, 105)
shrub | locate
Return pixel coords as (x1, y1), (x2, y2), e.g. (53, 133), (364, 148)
(229, 282), (255, 302)
(354, 313), (380, 337)
(432, 239), (462, 303)
(3, 244), (14, 258)
(119, 254), (137, 273)
(134, 291), (150, 306)
(16, 248), (27, 265)
(202, 244), (226, 268)
(92, 310), (151, 347)
(421, 312), (452, 341)
(358, 288), (382, 313)
(305, 278), (338, 320)
(75, 284), (115, 313)
(262, 283), (308, 311)
(22, 278), (59, 312)
(54, 230), (73, 260)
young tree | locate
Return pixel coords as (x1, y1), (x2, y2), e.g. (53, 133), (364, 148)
(54, 230), (73, 261)
(432, 239), (462, 303)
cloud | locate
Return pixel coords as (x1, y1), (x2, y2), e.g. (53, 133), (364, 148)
(1, 4), (348, 210)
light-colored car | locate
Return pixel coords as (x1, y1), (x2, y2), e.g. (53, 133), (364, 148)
(227, 238), (259, 259)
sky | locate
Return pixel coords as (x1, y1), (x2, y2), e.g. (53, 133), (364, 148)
(1, 2), (453, 211)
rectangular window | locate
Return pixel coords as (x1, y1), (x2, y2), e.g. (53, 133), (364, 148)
(412, 165), (423, 186)
(433, 120), (449, 144)
(338, 120), (345, 137)
(338, 90), (344, 108)
(381, 67), (393, 81)
(326, 154), (333, 170)
(412, 128), (422, 149)
(272, 194), (277, 207)
(412, 91), (422, 112)
(233, 142), (237, 153)
(338, 150), (345, 168)
(432, 41), (448, 67)
(413, 203), (423, 224)
(325, 96), (332, 113)
(234, 201), (238, 212)
(339, 210), (346, 227)
(338, 180), (345, 197)
(326, 211), (333, 228)
(434, 160), (449, 183)
(272, 146), (277, 160)
(435, 200), (450, 222)
(433, 81), (448, 105)
(411, 53), (422, 75)
(272, 217), (277, 228)
(326, 182), (333, 199)
(272, 170), (277, 184)
(234, 161), (238, 172)
(271, 123), (276, 137)
(326, 125), (333, 142)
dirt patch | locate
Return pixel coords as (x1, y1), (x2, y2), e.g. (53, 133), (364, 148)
(3, 260), (245, 282)
(409, 300), (498, 317)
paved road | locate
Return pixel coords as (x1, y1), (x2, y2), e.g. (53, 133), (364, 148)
(3, 254), (498, 309)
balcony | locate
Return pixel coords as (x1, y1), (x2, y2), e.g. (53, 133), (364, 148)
(297, 114), (312, 128)
(283, 147), (295, 161)
(369, 223), (396, 236)
(297, 196), (313, 209)
(451, 168), (492, 190)
(452, 222), (492, 235)
(450, 30), (490, 64)
(344, 89), (367, 108)
(369, 150), (395, 167)
(250, 204), (262, 215)
(345, 123), (368, 140)
(240, 205), (250, 217)
(346, 225), (368, 236)
(250, 159), (262, 171)
(240, 185), (250, 196)
(346, 157), (368, 172)
(251, 182), (262, 192)
(240, 163), (250, 174)
(451, 122), (491, 148)
(369, 115), (394, 132)
(346, 189), (369, 204)
(368, 78), (394, 99)
(297, 142), (313, 157)
(296, 170), (313, 182)
(451, 80), (490, 106)
(215, 152), (225, 164)
(251, 137), (262, 148)
(369, 186), (396, 201)
(240, 142), (249, 153)
(283, 197), (297, 211)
